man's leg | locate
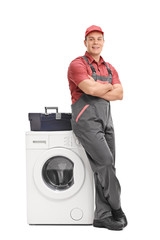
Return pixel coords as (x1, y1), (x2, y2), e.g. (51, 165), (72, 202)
(73, 127), (121, 214)
(104, 115), (128, 227)
(85, 151), (112, 220)
(104, 122), (116, 166)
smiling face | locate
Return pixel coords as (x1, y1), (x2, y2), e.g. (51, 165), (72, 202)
(84, 31), (104, 61)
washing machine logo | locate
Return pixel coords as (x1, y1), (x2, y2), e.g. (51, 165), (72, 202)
(42, 156), (74, 191)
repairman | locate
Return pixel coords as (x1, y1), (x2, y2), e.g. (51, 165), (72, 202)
(68, 25), (127, 230)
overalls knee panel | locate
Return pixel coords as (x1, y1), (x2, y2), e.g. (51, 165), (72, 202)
(71, 56), (121, 219)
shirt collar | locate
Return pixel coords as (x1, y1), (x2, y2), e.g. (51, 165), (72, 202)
(85, 51), (105, 65)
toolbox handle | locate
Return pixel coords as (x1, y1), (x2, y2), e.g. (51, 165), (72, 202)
(45, 107), (58, 115)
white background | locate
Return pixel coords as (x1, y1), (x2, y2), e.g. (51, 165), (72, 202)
(0, 0), (160, 239)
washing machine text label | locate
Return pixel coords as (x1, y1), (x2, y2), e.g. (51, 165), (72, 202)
(33, 140), (46, 144)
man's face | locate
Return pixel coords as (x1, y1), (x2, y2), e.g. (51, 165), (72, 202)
(84, 31), (104, 57)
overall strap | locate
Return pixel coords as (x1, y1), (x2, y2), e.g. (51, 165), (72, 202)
(82, 56), (96, 73)
(103, 62), (112, 77)
(83, 56), (112, 77)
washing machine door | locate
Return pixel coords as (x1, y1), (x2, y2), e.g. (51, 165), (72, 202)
(42, 156), (74, 191)
(34, 148), (85, 200)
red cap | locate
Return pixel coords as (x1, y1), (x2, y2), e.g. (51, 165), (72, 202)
(85, 25), (104, 38)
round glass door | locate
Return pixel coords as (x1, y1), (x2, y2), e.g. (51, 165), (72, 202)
(34, 148), (85, 200)
(42, 156), (74, 191)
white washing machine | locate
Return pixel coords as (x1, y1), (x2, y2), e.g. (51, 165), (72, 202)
(26, 130), (94, 224)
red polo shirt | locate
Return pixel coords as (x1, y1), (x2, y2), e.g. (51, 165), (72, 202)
(68, 51), (121, 104)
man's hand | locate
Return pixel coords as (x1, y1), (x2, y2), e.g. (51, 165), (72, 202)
(88, 75), (113, 91)
(78, 76), (113, 97)
(88, 75), (113, 92)
(100, 84), (123, 101)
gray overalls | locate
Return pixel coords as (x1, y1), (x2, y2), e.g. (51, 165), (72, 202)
(71, 56), (121, 220)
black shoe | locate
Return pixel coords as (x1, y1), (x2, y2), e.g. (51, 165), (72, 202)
(93, 216), (124, 230)
(112, 207), (128, 227)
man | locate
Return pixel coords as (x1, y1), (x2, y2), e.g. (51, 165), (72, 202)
(67, 25), (127, 230)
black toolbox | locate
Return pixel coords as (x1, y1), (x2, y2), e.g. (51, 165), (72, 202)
(29, 107), (72, 131)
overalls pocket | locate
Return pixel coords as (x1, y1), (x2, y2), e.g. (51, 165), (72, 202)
(76, 104), (90, 123)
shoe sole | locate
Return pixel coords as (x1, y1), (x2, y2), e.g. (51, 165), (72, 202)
(93, 221), (123, 231)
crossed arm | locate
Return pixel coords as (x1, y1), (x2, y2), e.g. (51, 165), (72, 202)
(78, 75), (123, 101)
(100, 83), (123, 101)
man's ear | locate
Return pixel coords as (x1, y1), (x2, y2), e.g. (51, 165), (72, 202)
(84, 40), (87, 47)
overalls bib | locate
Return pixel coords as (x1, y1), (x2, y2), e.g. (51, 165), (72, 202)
(71, 56), (121, 220)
